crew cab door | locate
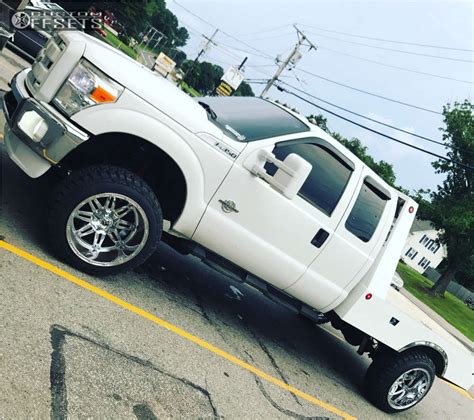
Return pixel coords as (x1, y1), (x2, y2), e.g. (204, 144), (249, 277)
(285, 168), (395, 310)
(192, 136), (361, 290)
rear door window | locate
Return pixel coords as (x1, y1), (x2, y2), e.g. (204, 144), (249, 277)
(345, 180), (389, 242)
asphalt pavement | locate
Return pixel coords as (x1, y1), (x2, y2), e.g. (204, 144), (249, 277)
(1, 47), (473, 419)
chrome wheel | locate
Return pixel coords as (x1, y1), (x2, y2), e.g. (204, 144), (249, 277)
(66, 193), (149, 267)
(387, 368), (431, 410)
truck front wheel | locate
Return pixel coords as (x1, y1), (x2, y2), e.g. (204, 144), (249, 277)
(49, 165), (163, 275)
(365, 350), (435, 413)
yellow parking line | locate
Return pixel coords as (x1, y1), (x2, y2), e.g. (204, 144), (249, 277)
(441, 379), (474, 401)
(0, 240), (356, 420)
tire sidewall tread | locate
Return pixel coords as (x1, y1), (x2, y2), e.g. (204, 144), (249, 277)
(365, 350), (436, 413)
(48, 165), (163, 276)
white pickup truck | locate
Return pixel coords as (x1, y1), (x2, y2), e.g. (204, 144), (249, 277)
(3, 31), (472, 413)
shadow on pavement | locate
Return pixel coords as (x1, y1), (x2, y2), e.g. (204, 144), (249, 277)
(1, 148), (370, 399)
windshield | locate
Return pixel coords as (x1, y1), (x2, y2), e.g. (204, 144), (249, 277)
(196, 97), (310, 142)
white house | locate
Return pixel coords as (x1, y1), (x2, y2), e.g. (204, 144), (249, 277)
(401, 219), (447, 274)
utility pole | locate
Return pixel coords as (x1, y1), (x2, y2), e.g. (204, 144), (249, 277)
(238, 56), (248, 70)
(184, 28), (218, 79)
(260, 24), (317, 97)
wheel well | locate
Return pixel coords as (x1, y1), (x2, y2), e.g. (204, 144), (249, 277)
(399, 346), (447, 376)
(60, 133), (187, 224)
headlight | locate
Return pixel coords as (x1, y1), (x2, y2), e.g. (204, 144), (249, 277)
(53, 60), (124, 116)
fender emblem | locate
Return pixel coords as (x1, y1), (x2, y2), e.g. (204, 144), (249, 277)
(218, 199), (239, 213)
(214, 142), (238, 159)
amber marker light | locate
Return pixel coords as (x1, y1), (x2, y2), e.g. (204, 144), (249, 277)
(91, 86), (117, 103)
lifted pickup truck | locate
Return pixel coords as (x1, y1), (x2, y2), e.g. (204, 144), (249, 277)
(3, 31), (472, 413)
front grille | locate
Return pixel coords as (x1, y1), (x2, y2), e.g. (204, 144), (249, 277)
(28, 33), (66, 93)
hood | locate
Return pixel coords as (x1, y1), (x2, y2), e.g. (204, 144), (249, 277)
(80, 33), (223, 138)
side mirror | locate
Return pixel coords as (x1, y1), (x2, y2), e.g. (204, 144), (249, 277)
(249, 150), (312, 199)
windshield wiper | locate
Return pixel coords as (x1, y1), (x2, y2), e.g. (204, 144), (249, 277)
(198, 101), (217, 120)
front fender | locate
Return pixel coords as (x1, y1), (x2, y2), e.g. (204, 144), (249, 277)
(72, 106), (207, 236)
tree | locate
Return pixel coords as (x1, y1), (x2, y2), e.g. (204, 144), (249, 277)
(234, 81), (254, 97)
(56, 1), (163, 35)
(182, 61), (224, 95)
(306, 115), (397, 185)
(307, 114), (329, 133)
(418, 100), (474, 296)
(172, 50), (187, 66)
(150, 3), (189, 51)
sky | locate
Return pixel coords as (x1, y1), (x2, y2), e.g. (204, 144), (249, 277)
(167, 0), (473, 192)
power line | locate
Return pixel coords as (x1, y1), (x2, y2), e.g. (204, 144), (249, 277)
(172, 2), (460, 116)
(179, 20), (270, 62)
(234, 24), (293, 37)
(172, 0), (274, 60)
(179, 20), (205, 37)
(304, 31), (474, 63)
(277, 80), (473, 155)
(243, 32), (295, 42)
(213, 44), (244, 61)
(183, 28), (219, 79)
(246, 78), (273, 82)
(214, 40), (274, 60)
(204, 53), (235, 67)
(299, 24), (474, 53)
(318, 46), (473, 84)
(261, 24), (318, 97)
(246, 64), (278, 68)
(275, 85), (473, 170)
(179, 20), (260, 63)
(297, 68), (442, 115)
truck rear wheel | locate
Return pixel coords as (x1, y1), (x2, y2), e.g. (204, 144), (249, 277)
(365, 350), (435, 413)
(49, 165), (163, 275)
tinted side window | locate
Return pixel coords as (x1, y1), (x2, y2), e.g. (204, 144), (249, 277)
(269, 143), (352, 215)
(345, 181), (388, 242)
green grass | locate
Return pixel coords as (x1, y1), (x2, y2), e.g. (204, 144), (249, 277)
(396, 263), (474, 341)
(180, 81), (200, 97)
(102, 29), (138, 60)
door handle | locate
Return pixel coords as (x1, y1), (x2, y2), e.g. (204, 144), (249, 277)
(311, 229), (330, 248)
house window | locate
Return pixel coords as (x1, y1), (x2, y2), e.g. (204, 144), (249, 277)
(433, 244), (440, 254)
(419, 234), (426, 243)
(426, 239), (434, 249)
(411, 251), (418, 260)
(405, 248), (418, 259)
(421, 259), (431, 270)
(428, 241), (438, 252)
(418, 257), (426, 266)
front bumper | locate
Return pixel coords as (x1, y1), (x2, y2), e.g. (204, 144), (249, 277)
(2, 69), (89, 178)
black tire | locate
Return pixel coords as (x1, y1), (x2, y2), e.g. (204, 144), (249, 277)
(48, 165), (163, 276)
(365, 350), (436, 413)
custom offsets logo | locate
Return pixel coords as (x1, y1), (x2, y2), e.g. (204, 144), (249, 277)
(11, 10), (102, 31)
(11, 11), (30, 29)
